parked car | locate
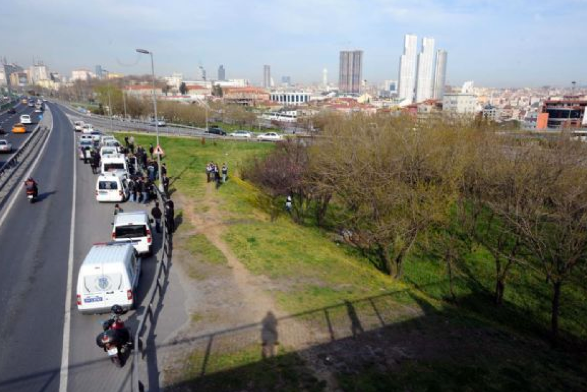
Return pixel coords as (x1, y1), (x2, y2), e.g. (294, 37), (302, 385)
(229, 130), (252, 138)
(8, 108), (16, 114)
(0, 139), (12, 153)
(12, 123), (26, 134)
(74, 121), (85, 132)
(81, 124), (94, 134)
(206, 126), (227, 136)
(257, 132), (283, 141)
(150, 119), (166, 127)
(20, 114), (32, 124)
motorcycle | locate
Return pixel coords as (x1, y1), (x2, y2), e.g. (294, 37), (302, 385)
(96, 305), (133, 367)
(24, 182), (38, 203)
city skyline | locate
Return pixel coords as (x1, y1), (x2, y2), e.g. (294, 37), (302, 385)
(0, 0), (586, 87)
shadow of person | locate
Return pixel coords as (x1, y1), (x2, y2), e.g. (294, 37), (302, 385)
(345, 300), (364, 338)
(261, 311), (279, 359)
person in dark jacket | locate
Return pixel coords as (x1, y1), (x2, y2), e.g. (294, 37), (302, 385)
(149, 144), (154, 160)
(151, 202), (163, 233)
(165, 199), (175, 233)
(162, 174), (170, 196)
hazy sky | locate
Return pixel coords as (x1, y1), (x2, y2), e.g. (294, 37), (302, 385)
(2, 0), (586, 87)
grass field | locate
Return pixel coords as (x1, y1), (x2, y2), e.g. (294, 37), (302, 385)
(121, 132), (587, 392)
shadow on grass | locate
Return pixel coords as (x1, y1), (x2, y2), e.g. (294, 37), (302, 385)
(161, 284), (586, 392)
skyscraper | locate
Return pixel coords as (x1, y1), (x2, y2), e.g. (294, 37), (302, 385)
(263, 65), (271, 88)
(218, 65), (225, 81)
(322, 68), (328, 87)
(95, 65), (103, 79)
(433, 50), (447, 100)
(415, 37), (435, 102)
(398, 34), (418, 103)
(339, 50), (363, 94)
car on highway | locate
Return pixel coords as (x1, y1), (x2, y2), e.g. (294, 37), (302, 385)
(76, 242), (141, 314)
(100, 135), (116, 146)
(34, 107), (43, 113)
(150, 119), (166, 127)
(101, 154), (128, 174)
(0, 126), (5, 135)
(20, 114), (32, 124)
(90, 130), (102, 143)
(100, 146), (120, 159)
(74, 121), (85, 132)
(27, 101), (35, 107)
(95, 171), (130, 203)
(229, 130), (252, 139)
(206, 126), (227, 136)
(8, 108), (16, 114)
(12, 123), (26, 134)
(81, 124), (94, 134)
(78, 139), (94, 160)
(257, 132), (283, 142)
(111, 211), (153, 255)
(0, 139), (12, 153)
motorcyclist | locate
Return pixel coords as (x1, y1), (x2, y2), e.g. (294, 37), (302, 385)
(96, 305), (132, 355)
(24, 177), (38, 198)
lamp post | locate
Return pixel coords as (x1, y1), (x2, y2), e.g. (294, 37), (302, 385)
(136, 48), (163, 192)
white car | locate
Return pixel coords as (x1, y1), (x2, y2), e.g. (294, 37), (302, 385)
(100, 146), (120, 158)
(257, 132), (282, 142)
(230, 130), (252, 139)
(20, 114), (32, 124)
(0, 139), (12, 153)
(74, 121), (85, 132)
(81, 124), (94, 134)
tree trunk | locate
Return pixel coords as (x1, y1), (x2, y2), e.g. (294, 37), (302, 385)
(495, 278), (505, 305)
(394, 248), (406, 279)
(376, 244), (393, 276)
(315, 194), (332, 227)
(551, 280), (562, 343)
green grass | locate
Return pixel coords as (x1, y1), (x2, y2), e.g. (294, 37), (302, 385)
(186, 234), (228, 266)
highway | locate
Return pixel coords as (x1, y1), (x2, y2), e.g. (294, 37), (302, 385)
(0, 103), (162, 392)
(0, 103), (40, 165)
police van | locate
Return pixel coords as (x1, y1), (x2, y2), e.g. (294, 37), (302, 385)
(101, 154), (128, 175)
(76, 242), (141, 314)
(95, 171), (129, 202)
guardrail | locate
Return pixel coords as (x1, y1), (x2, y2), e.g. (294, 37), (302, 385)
(132, 186), (173, 392)
(0, 113), (50, 195)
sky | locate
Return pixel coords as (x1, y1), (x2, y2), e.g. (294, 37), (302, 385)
(1, 0), (586, 87)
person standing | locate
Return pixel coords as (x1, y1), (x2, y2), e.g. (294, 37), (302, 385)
(285, 195), (292, 213)
(161, 162), (168, 177)
(128, 136), (135, 154)
(206, 162), (211, 183)
(165, 199), (175, 233)
(151, 202), (163, 233)
(162, 174), (170, 196)
(221, 163), (228, 183)
(214, 164), (221, 189)
(124, 136), (129, 148)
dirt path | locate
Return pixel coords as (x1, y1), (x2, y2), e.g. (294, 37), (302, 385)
(169, 182), (339, 389)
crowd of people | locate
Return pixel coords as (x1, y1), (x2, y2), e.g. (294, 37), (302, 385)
(205, 162), (228, 189)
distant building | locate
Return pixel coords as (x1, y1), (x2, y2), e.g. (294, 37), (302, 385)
(218, 65), (225, 81)
(263, 65), (271, 88)
(224, 87), (269, 106)
(270, 91), (310, 106)
(433, 50), (447, 100)
(107, 73), (124, 79)
(164, 73), (183, 91)
(2, 63), (23, 87)
(281, 76), (291, 86)
(197, 65), (206, 81)
(339, 50), (363, 94)
(398, 34), (418, 103)
(9, 72), (28, 87)
(95, 65), (103, 79)
(481, 104), (498, 122)
(322, 68), (328, 87)
(443, 93), (477, 114)
(29, 64), (49, 84)
(539, 98), (587, 129)
(415, 37), (435, 102)
(71, 69), (92, 82)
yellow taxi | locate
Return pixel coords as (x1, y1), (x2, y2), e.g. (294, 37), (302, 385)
(12, 123), (26, 134)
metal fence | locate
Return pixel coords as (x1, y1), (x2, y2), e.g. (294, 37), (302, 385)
(132, 186), (173, 392)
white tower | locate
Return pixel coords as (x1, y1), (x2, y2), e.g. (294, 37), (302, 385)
(398, 34), (418, 103)
(322, 68), (328, 87)
(433, 50), (447, 100)
(415, 37), (435, 102)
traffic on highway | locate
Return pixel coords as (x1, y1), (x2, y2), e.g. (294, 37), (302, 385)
(0, 100), (43, 165)
(0, 102), (165, 392)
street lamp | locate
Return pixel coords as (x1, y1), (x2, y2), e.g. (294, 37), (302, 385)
(136, 48), (163, 192)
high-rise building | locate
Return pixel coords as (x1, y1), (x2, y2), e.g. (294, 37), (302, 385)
(339, 50), (363, 94)
(29, 63), (49, 84)
(218, 65), (225, 81)
(322, 68), (328, 87)
(433, 50), (447, 100)
(415, 37), (435, 102)
(95, 65), (103, 79)
(281, 76), (291, 86)
(398, 34), (418, 103)
(263, 65), (271, 88)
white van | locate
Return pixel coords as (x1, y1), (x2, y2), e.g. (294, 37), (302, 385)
(74, 121), (85, 132)
(112, 211), (153, 255)
(100, 146), (120, 159)
(76, 242), (141, 314)
(96, 172), (129, 202)
(100, 135), (116, 146)
(101, 154), (128, 175)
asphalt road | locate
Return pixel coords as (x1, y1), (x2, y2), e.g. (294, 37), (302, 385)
(0, 102), (73, 392)
(0, 103), (40, 165)
(0, 102), (175, 391)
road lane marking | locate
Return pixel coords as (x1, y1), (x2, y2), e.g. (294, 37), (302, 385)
(59, 108), (76, 392)
(0, 109), (54, 229)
